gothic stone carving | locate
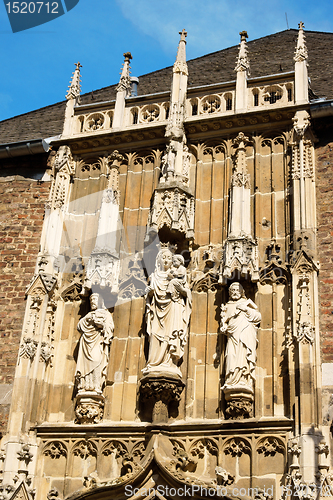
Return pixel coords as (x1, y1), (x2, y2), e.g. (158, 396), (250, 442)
(139, 375), (185, 423)
(146, 185), (194, 241)
(75, 293), (114, 394)
(19, 338), (38, 362)
(257, 437), (285, 456)
(17, 445), (33, 466)
(83, 247), (119, 295)
(215, 466), (235, 486)
(222, 237), (259, 283)
(118, 255), (147, 300)
(75, 394), (104, 424)
(260, 241), (290, 285)
(143, 248), (192, 378)
(294, 274), (314, 345)
(221, 132), (259, 283)
(221, 283), (261, 419)
(224, 398), (254, 419)
(224, 438), (251, 457)
(47, 488), (62, 500)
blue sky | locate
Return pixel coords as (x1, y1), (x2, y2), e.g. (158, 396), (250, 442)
(1, 0), (333, 123)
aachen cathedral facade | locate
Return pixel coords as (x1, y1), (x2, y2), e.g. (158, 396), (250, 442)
(1, 23), (333, 500)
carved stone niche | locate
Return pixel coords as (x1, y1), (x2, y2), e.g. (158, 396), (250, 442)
(139, 374), (185, 423)
(75, 393), (104, 424)
(145, 183), (195, 243)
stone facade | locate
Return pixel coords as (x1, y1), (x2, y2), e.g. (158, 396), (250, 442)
(0, 24), (333, 500)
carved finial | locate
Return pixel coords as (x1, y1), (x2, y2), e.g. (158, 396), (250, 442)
(179, 28), (187, 42)
(294, 22), (308, 62)
(174, 28), (188, 70)
(66, 62), (82, 100)
(116, 52), (132, 94)
(235, 30), (250, 74)
(123, 51), (132, 63)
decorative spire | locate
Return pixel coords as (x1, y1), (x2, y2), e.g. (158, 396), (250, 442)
(66, 62), (82, 101)
(294, 22), (308, 104)
(165, 29), (188, 141)
(235, 31), (250, 75)
(294, 22), (308, 63)
(116, 52), (132, 95)
(173, 29), (188, 75)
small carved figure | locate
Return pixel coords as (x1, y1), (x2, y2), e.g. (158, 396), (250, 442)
(143, 248), (192, 377)
(221, 282), (261, 395)
(161, 144), (176, 180)
(167, 254), (187, 299)
(75, 293), (114, 394)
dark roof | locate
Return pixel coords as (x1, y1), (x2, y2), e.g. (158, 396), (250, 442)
(1, 29), (333, 144)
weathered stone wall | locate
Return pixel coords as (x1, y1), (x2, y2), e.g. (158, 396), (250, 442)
(315, 123), (333, 364)
(314, 119), (333, 426)
(0, 157), (50, 432)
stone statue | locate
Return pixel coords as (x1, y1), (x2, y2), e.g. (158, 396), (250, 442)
(143, 248), (192, 377)
(75, 293), (114, 394)
(161, 144), (176, 180)
(221, 282), (261, 397)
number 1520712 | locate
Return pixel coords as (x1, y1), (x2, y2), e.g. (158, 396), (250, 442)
(5, 2), (59, 14)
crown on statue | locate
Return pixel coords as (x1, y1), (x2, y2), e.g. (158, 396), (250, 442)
(160, 242), (177, 254)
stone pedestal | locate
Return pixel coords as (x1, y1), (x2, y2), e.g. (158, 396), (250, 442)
(139, 374), (185, 423)
(75, 392), (104, 424)
(224, 387), (254, 420)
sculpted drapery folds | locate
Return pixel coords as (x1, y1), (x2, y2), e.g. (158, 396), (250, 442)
(143, 248), (192, 378)
(76, 293), (114, 394)
(221, 283), (261, 396)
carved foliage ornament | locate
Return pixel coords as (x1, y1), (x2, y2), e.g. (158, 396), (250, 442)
(73, 440), (97, 459)
(102, 440), (126, 458)
(17, 445), (33, 464)
(224, 438), (251, 457)
(190, 439), (218, 458)
(192, 272), (219, 293)
(257, 437), (285, 456)
(224, 398), (254, 419)
(44, 441), (67, 459)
